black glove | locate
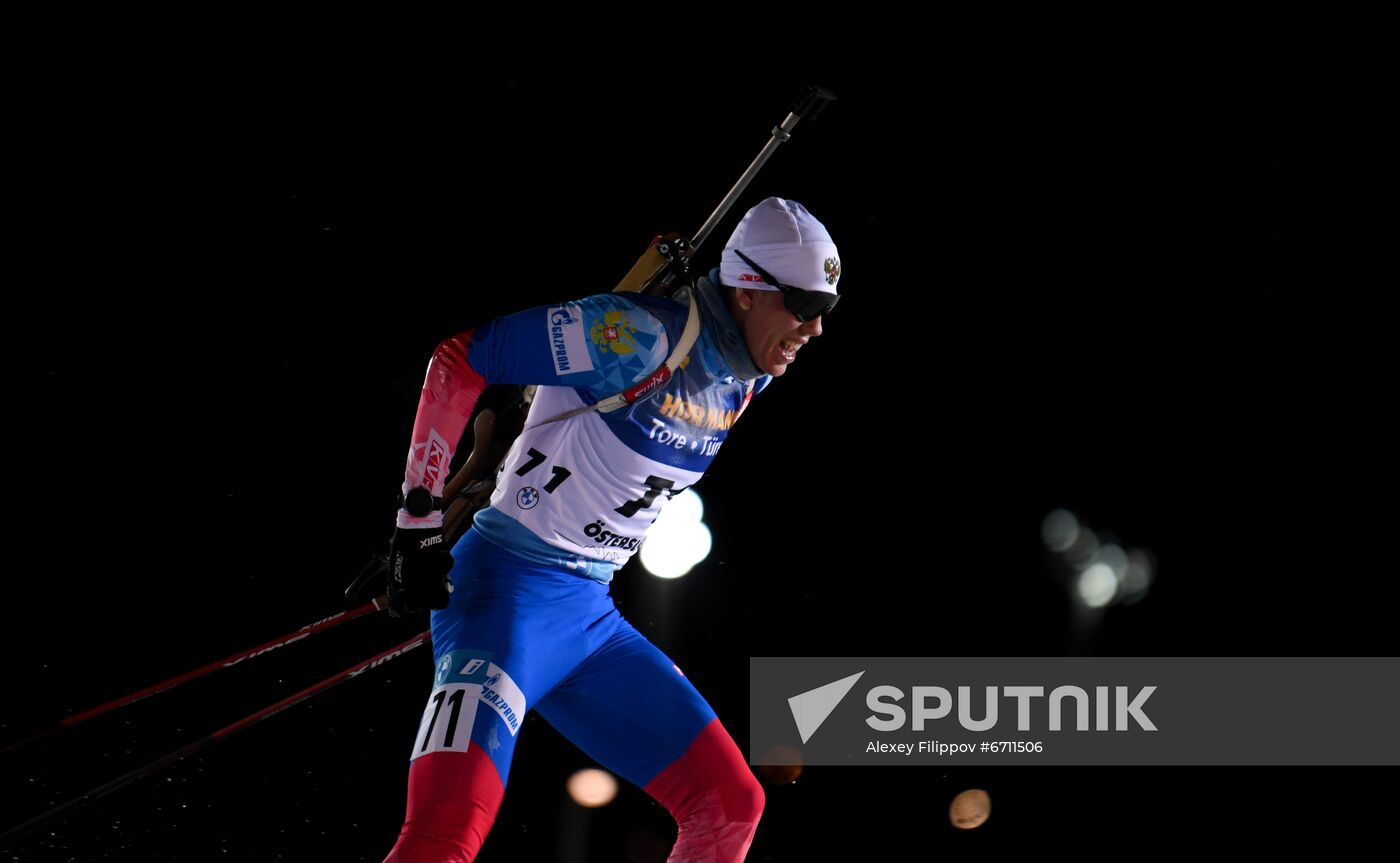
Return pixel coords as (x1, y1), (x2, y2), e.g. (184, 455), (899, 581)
(386, 526), (454, 618)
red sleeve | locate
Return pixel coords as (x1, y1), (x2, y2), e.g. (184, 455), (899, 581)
(397, 328), (486, 529)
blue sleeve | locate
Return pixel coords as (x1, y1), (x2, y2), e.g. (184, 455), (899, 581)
(465, 294), (672, 398)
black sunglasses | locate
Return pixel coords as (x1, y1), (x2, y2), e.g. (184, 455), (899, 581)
(733, 249), (839, 322)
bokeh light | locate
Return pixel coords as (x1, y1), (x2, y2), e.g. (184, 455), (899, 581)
(1077, 562), (1118, 608)
(566, 768), (618, 808)
(640, 489), (712, 579)
(1041, 508), (1080, 552)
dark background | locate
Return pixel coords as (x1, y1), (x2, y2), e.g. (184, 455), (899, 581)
(4, 21), (1391, 861)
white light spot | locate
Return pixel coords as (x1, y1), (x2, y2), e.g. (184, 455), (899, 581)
(640, 489), (710, 579)
(640, 523), (711, 579)
(567, 768), (618, 808)
(663, 487), (704, 523)
(1041, 508), (1080, 552)
(1077, 563), (1118, 608)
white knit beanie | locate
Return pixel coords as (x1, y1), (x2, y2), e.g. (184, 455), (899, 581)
(720, 197), (840, 295)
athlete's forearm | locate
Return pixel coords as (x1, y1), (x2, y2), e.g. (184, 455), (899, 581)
(398, 329), (486, 529)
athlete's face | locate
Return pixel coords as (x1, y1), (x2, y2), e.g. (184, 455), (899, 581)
(733, 288), (824, 377)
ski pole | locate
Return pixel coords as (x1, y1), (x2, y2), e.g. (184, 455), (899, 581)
(0, 599), (385, 758)
(0, 630), (429, 847)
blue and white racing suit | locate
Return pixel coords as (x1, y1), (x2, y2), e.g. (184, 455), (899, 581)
(384, 281), (769, 862)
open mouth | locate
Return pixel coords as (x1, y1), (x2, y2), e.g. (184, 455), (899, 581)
(779, 339), (801, 362)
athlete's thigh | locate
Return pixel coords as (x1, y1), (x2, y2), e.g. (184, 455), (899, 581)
(534, 619), (717, 789)
(417, 531), (602, 782)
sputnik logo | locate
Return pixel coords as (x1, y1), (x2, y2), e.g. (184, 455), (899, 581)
(788, 671), (865, 744)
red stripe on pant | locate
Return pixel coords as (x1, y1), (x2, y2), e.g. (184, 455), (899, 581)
(644, 717), (766, 863)
(382, 718), (762, 862)
(382, 748), (504, 863)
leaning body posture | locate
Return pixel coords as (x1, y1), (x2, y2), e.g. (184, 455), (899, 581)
(382, 198), (840, 863)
